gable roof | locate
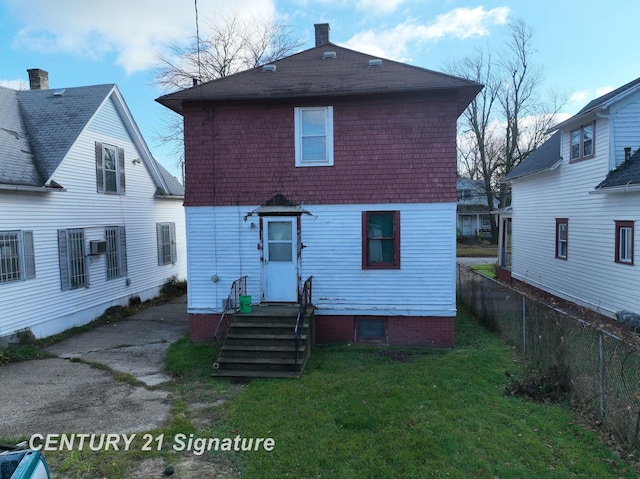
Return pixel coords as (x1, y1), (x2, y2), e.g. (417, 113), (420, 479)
(157, 43), (482, 115)
(505, 131), (562, 181)
(595, 148), (640, 191)
(0, 83), (184, 197)
(552, 76), (640, 132)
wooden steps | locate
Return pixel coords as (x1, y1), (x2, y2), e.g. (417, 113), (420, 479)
(213, 304), (314, 378)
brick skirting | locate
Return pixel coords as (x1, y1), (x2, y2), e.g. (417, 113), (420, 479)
(190, 313), (454, 347)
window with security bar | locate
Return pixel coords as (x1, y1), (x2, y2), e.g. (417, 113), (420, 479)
(106, 226), (128, 279)
(58, 228), (87, 290)
(0, 231), (35, 284)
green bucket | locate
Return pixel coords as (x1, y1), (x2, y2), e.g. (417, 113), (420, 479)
(239, 295), (252, 313)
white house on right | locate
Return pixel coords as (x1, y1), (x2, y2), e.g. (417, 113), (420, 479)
(503, 76), (640, 319)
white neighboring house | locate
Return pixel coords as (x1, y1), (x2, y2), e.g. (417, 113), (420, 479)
(503, 76), (640, 318)
(456, 177), (497, 239)
(0, 69), (186, 342)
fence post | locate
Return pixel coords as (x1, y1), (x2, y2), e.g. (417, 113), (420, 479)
(522, 297), (527, 354)
(598, 333), (605, 419)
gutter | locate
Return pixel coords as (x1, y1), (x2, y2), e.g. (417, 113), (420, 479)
(0, 183), (66, 193)
(590, 181), (640, 194)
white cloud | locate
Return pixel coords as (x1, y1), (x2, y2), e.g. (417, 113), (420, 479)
(5, 0), (275, 75)
(0, 79), (27, 90)
(343, 6), (510, 61)
(356, 0), (407, 14)
(596, 86), (614, 97)
(568, 91), (588, 105)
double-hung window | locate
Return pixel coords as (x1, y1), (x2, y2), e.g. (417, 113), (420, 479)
(555, 218), (568, 260)
(294, 106), (334, 167)
(570, 122), (594, 161)
(58, 228), (88, 290)
(0, 231), (35, 283)
(615, 221), (634, 265)
(157, 222), (177, 265)
(96, 142), (126, 194)
(105, 226), (128, 279)
(362, 211), (400, 269)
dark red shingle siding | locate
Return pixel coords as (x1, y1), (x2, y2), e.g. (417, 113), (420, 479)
(183, 93), (458, 207)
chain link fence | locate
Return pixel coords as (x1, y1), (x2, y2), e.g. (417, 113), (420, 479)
(457, 263), (640, 450)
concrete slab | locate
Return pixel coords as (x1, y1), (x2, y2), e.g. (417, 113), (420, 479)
(0, 296), (188, 439)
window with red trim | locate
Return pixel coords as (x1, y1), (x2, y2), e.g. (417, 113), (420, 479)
(615, 221), (634, 265)
(555, 218), (568, 259)
(362, 211), (400, 269)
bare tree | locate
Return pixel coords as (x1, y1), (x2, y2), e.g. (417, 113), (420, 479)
(448, 19), (566, 240)
(152, 12), (303, 172)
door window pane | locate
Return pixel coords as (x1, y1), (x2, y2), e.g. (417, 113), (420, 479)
(269, 243), (292, 262)
(268, 222), (292, 241)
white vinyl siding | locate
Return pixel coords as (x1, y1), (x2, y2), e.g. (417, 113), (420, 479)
(0, 89), (186, 340)
(510, 114), (640, 318)
(185, 203), (456, 316)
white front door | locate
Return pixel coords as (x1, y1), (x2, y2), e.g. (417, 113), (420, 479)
(263, 217), (298, 302)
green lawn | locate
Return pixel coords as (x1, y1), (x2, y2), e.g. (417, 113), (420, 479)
(472, 262), (497, 279)
(39, 308), (638, 478)
(218, 310), (636, 478)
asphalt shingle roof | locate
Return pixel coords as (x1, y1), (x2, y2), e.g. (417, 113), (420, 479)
(0, 87), (42, 186)
(595, 149), (640, 190)
(16, 84), (115, 183)
(157, 43), (482, 115)
(505, 131), (562, 181)
(1, 82), (184, 197)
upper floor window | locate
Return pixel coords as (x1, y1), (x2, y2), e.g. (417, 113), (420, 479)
(362, 211), (400, 269)
(615, 221), (634, 265)
(555, 218), (568, 260)
(294, 106), (334, 167)
(96, 142), (126, 194)
(570, 122), (594, 161)
(0, 231), (35, 284)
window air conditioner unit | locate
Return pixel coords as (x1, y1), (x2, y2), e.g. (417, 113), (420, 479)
(90, 240), (108, 255)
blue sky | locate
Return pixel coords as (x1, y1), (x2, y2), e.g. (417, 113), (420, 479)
(1, 0), (639, 179)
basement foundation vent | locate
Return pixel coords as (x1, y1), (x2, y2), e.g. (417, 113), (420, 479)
(262, 64), (277, 72)
(322, 51), (337, 59)
(368, 59), (383, 67)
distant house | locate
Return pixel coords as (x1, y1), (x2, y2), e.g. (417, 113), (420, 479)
(502, 76), (640, 318)
(157, 24), (481, 347)
(456, 177), (497, 239)
(0, 69), (186, 342)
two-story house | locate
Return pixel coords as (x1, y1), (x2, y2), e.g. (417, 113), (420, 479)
(503, 76), (640, 318)
(0, 69), (186, 342)
(157, 24), (481, 348)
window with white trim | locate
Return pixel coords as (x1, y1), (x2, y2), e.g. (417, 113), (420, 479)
(294, 106), (334, 167)
(615, 221), (634, 265)
(105, 226), (128, 279)
(157, 223), (177, 265)
(96, 142), (126, 194)
(58, 228), (88, 290)
(570, 122), (594, 161)
(0, 231), (35, 283)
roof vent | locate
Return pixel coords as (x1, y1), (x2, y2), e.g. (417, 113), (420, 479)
(368, 59), (383, 67)
(262, 64), (277, 72)
(322, 51), (337, 59)
(53, 89), (66, 97)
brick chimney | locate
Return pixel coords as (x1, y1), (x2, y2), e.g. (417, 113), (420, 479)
(27, 68), (49, 90)
(314, 23), (330, 47)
